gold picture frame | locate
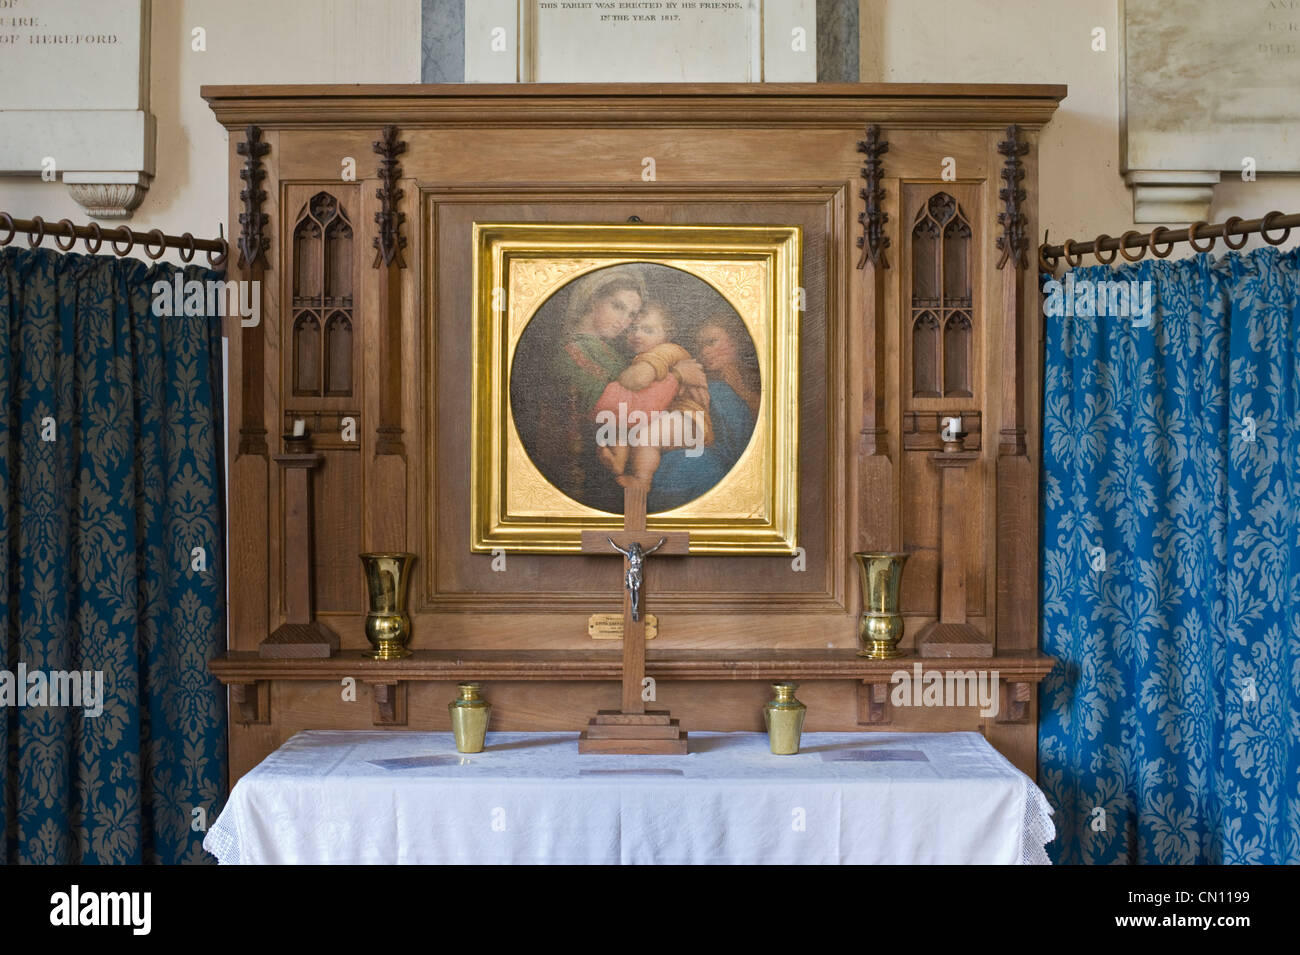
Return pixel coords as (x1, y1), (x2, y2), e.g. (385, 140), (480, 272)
(471, 222), (801, 553)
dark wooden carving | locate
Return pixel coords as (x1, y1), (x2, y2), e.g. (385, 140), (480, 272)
(291, 192), (354, 398)
(228, 125), (273, 706)
(995, 123), (1034, 656)
(236, 125), (270, 270)
(372, 125), (407, 468)
(855, 124), (889, 269)
(856, 122), (893, 532)
(911, 193), (972, 398)
(372, 125), (407, 269)
(235, 125), (270, 459)
(996, 125), (1029, 271)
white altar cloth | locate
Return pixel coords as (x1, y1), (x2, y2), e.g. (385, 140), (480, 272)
(204, 730), (1055, 865)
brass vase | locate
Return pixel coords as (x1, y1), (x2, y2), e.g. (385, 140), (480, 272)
(360, 552), (416, 660)
(854, 552), (910, 659)
(763, 682), (807, 755)
(449, 683), (491, 753)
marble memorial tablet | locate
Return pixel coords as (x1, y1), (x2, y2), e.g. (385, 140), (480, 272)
(533, 1), (753, 82)
(465, 0), (816, 83)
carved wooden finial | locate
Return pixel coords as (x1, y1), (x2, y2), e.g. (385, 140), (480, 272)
(996, 124), (1030, 271)
(236, 125), (270, 270)
(372, 125), (407, 269)
(856, 124), (890, 270)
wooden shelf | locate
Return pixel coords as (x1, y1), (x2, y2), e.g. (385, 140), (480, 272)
(210, 648), (1056, 684)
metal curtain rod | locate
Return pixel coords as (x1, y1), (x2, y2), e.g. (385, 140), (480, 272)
(1039, 210), (1299, 273)
(0, 212), (228, 267)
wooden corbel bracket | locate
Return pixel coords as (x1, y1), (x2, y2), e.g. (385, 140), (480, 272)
(996, 679), (1032, 724)
(856, 681), (892, 725)
(366, 680), (408, 726)
(230, 681), (270, 725)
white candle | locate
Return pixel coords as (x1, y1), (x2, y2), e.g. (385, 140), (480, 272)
(292, 419), (305, 437)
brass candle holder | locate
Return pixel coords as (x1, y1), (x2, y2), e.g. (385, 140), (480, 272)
(359, 552), (416, 660)
(854, 552), (910, 659)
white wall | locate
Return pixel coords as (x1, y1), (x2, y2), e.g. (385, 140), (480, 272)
(861, 0), (1300, 255)
(0, 0), (420, 251)
(1, 0), (1294, 255)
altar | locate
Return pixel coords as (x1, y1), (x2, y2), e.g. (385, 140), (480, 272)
(201, 82), (1065, 848)
(204, 730), (1054, 865)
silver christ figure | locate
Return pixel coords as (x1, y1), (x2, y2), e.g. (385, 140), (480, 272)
(608, 536), (665, 623)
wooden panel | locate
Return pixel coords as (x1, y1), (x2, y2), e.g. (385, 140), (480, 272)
(898, 179), (988, 625)
(279, 183), (364, 616)
(226, 130), (277, 651)
(309, 449), (362, 613)
(425, 192), (845, 613)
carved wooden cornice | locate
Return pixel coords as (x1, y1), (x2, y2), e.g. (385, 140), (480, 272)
(856, 124), (889, 269)
(372, 125), (407, 269)
(235, 125), (270, 270)
(202, 84), (1068, 130)
(996, 124), (1030, 271)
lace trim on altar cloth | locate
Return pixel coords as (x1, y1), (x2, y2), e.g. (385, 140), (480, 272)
(1022, 777), (1056, 865)
(203, 813), (240, 865)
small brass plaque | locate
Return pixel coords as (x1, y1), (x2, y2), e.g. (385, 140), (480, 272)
(588, 613), (658, 640)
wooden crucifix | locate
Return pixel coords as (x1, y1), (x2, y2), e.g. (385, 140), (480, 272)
(578, 484), (690, 754)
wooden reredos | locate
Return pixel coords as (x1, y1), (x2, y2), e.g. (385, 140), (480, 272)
(204, 83), (1065, 782)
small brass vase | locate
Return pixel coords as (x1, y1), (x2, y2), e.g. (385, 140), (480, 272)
(360, 552), (416, 660)
(763, 682), (807, 755)
(449, 682), (491, 754)
(854, 552), (910, 659)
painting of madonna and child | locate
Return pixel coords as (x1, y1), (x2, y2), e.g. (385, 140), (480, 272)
(509, 263), (762, 515)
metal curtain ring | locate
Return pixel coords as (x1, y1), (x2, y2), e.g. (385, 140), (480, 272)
(1118, 230), (1146, 262)
(55, 219), (78, 251)
(111, 225), (135, 256)
(207, 237), (228, 268)
(179, 232), (197, 263)
(1148, 226), (1175, 258)
(1093, 234), (1118, 265)
(1063, 239), (1083, 268)
(26, 215), (46, 248)
(144, 228), (167, 260)
(1037, 245), (1058, 274)
(1222, 216), (1248, 250)
(85, 221), (103, 254)
(1038, 230), (1059, 273)
(1187, 220), (1215, 254)
(0, 212), (15, 246)
(1260, 210), (1291, 246)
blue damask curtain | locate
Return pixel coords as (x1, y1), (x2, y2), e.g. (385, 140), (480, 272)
(1039, 246), (1300, 864)
(0, 246), (226, 864)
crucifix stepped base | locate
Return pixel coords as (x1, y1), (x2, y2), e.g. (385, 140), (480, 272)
(579, 710), (689, 754)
